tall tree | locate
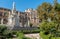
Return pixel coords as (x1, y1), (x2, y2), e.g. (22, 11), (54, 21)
(37, 2), (52, 21)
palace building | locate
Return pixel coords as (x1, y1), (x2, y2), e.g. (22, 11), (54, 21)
(25, 9), (39, 26)
(0, 2), (39, 27)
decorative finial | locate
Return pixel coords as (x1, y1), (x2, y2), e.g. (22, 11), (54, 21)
(12, 2), (16, 14)
(13, 2), (15, 10)
(54, 0), (57, 6)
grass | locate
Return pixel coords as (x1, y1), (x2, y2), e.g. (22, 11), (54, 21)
(51, 37), (60, 39)
(40, 31), (60, 39)
(40, 31), (49, 39)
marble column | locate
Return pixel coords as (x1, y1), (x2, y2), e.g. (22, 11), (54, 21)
(1, 18), (3, 24)
(27, 19), (30, 27)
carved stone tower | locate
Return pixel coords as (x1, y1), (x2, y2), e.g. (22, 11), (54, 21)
(54, 0), (57, 8)
(12, 2), (20, 30)
(12, 2), (20, 26)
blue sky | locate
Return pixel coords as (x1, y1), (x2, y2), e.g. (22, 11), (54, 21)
(0, 0), (60, 12)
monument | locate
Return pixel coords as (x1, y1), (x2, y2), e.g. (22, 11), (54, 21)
(8, 2), (20, 30)
(12, 2), (20, 26)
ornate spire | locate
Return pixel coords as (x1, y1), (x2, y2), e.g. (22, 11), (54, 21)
(12, 2), (16, 14)
(54, 0), (57, 7)
(13, 2), (16, 10)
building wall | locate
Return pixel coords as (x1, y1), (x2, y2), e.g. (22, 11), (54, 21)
(25, 9), (39, 27)
(0, 8), (39, 27)
(0, 8), (11, 24)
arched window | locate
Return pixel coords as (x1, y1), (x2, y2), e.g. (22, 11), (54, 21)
(4, 12), (8, 16)
(0, 12), (3, 16)
(0, 18), (1, 24)
(3, 19), (8, 24)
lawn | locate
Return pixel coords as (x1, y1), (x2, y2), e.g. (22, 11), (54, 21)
(40, 32), (60, 39)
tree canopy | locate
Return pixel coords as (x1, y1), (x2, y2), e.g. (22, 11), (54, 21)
(37, 1), (60, 39)
(37, 2), (60, 22)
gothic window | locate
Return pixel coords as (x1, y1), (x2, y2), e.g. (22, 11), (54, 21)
(0, 18), (1, 24)
(0, 12), (2, 16)
(3, 19), (8, 24)
(4, 12), (8, 16)
(31, 12), (34, 19)
(34, 13), (37, 19)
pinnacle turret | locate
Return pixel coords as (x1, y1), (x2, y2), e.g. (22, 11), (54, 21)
(13, 2), (16, 10)
(54, 0), (57, 7)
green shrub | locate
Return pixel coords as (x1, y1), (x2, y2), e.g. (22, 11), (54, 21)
(16, 32), (31, 39)
(16, 32), (24, 39)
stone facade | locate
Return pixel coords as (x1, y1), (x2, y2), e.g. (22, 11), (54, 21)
(25, 9), (39, 27)
(0, 7), (11, 24)
(0, 7), (39, 27)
